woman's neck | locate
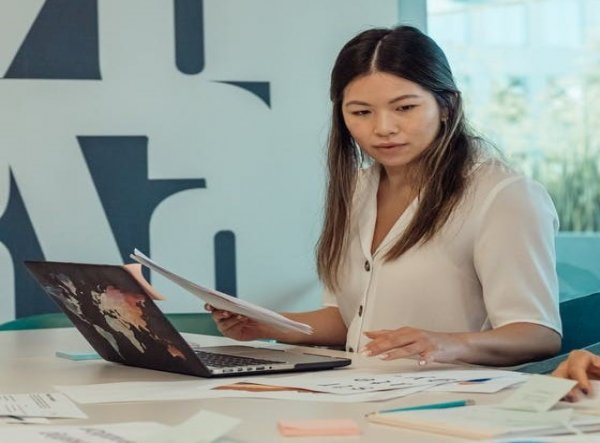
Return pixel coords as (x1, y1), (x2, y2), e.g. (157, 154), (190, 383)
(380, 162), (423, 193)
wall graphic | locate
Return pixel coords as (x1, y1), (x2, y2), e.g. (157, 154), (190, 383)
(0, 0), (397, 321)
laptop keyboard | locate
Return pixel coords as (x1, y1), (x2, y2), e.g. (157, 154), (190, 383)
(194, 350), (285, 368)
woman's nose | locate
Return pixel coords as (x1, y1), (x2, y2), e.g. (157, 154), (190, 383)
(374, 112), (399, 136)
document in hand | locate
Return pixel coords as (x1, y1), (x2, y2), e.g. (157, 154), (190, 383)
(130, 249), (313, 335)
(367, 406), (600, 440)
(557, 380), (600, 416)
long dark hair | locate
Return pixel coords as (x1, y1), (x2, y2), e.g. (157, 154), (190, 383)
(316, 26), (478, 291)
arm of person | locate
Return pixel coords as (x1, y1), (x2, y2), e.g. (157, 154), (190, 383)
(207, 305), (347, 347)
(362, 321), (560, 366)
(552, 350), (600, 400)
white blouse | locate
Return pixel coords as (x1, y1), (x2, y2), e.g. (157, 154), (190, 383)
(323, 159), (562, 352)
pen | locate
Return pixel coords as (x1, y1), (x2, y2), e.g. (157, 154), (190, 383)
(367, 399), (474, 416)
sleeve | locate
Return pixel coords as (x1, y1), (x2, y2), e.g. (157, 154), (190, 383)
(473, 176), (562, 335)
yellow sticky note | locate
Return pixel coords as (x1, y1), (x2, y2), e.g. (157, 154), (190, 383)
(278, 419), (361, 437)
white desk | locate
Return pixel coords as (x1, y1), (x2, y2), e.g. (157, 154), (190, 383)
(0, 328), (515, 442)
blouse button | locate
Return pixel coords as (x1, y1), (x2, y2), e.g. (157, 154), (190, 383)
(358, 305), (363, 317)
(364, 260), (371, 272)
(348, 347), (354, 352)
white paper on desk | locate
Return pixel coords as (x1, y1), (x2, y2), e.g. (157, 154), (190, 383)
(130, 249), (313, 335)
(244, 372), (442, 394)
(56, 378), (426, 404)
(0, 422), (166, 443)
(556, 380), (600, 415)
(500, 374), (576, 412)
(55, 380), (225, 404)
(489, 436), (600, 443)
(194, 384), (431, 402)
(371, 406), (596, 439)
(245, 368), (526, 395)
(429, 375), (526, 393)
(0, 393), (87, 418)
(139, 410), (239, 443)
(0, 416), (51, 424)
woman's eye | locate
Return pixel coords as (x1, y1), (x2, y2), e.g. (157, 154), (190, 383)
(351, 110), (370, 116)
(397, 104), (416, 112)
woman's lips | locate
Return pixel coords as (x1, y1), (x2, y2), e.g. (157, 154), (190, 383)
(374, 143), (408, 149)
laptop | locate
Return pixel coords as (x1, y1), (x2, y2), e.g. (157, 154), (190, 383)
(24, 260), (351, 378)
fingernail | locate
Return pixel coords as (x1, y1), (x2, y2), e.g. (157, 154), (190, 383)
(418, 359), (427, 366)
(378, 353), (389, 360)
(360, 349), (372, 357)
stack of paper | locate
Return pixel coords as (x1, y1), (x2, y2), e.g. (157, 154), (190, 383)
(368, 375), (600, 440)
(56, 369), (527, 405)
(130, 249), (313, 335)
(489, 437), (600, 443)
(0, 410), (239, 443)
(0, 422), (166, 442)
(368, 406), (600, 440)
(0, 393), (87, 421)
(244, 369), (526, 395)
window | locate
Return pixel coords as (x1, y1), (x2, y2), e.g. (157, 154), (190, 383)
(428, 0), (600, 300)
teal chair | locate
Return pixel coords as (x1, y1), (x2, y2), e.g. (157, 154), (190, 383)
(517, 291), (600, 374)
(559, 291), (600, 354)
(0, 312), (221, 336)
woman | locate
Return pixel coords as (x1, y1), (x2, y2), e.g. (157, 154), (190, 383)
(208, 26), (561, 366)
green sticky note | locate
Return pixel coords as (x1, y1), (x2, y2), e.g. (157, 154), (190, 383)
(55, 351), (101, 361)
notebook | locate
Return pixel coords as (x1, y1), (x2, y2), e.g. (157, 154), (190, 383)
(24, 261), (351, 378)
(367, 405), (600, 440)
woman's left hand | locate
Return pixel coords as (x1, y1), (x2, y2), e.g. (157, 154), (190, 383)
(361, 327), (467, 364)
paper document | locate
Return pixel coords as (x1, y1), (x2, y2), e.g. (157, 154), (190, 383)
(0, 393), (87, 419)
(246, 372), (443, 394)
(489, 437), (600, 443)
(0, 416), (50, 424)
(500, 374), (576, 412)
(139, 410), (239, 443)
(245, 368), (527, 395)
(557, 380), (600, 415)
(55, 378), (427, 404)
(0, 422), (166, 443)
(130, 249), (312, 335)
(368, 405), (600, 440)
(55, 380), (225, 404)
(429, 373), (526, 394)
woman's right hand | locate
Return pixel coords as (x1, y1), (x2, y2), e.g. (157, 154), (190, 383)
(205, 304), (273, 341)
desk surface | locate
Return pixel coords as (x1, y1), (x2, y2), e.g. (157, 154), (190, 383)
(0, 328), (514, 442)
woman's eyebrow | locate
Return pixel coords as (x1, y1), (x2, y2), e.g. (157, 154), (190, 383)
(344, 94), (421, 107)
(389, 94), (420, 104)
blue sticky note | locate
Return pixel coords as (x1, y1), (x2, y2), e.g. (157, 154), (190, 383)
(55, 351), (101, 361)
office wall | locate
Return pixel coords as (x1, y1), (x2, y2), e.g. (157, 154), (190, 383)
(0, 0), (399, 322)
